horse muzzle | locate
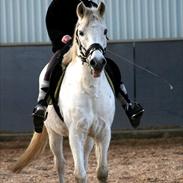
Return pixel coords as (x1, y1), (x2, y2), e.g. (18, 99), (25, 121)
(89, 57), (107, 78)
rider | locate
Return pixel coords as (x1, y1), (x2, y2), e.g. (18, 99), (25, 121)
(32, 0), (144, 133)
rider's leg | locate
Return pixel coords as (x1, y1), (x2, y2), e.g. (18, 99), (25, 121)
(32, 41), (72, 133)
(32, 50), (63, 133)
(105, 57), (144, 128)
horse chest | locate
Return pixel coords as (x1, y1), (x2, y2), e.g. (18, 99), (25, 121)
(59, 62), (115, 133)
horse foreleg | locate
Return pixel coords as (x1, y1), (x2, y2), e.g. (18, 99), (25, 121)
(69, 126), (87, 183)
(47, 128), (65, 183)
(84, 137), (94, 170)
(95, 127), (111, 183)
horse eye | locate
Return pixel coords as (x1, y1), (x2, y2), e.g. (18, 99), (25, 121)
(79, 31), (84, 36)
(104, 29), (107, 35)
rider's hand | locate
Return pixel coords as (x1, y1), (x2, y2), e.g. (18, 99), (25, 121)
(61, 35), (72, 44)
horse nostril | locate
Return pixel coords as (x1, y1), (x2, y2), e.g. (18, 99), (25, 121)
(90, 59), (97, 68)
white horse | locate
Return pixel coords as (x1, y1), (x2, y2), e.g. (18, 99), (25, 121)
(12, 2), (115, 183)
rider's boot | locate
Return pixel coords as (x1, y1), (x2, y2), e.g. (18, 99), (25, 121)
(32, 81), (49, 133)
(119, 83), (144, 128)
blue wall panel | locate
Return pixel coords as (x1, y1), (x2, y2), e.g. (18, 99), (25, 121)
(0, 46), (52, 132)
(0, 41), (182, 132)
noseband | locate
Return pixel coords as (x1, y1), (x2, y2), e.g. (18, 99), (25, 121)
(75, 29), (106, 64)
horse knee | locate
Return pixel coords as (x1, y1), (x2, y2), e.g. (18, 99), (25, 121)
(97, 165), (108, 182)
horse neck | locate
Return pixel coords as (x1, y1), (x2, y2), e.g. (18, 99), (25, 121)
(71, 56), (104, 94)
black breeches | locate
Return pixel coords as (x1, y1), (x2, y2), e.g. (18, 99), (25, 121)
(44, 50), (62, 81)
(105, 57), (122, 96)
(44, 40), (72, 81)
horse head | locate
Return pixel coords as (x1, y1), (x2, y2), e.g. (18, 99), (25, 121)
(74, 1), (107, 78)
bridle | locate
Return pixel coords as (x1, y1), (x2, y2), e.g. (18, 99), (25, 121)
(75, 29), (107, 64)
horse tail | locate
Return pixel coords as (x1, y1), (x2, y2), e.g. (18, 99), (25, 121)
(11, 126), (48, 173)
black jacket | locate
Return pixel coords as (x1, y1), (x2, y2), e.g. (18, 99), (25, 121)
(46, 0), (79, 52)
(46, 0), (97, 53)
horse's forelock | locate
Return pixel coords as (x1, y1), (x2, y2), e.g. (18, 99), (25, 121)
(81, 9), (103, 28)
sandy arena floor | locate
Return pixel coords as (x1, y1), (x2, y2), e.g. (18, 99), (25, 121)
(0, 137), (183, 183)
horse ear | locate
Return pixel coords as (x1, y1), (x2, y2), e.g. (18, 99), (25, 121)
(77, 2), (86, 19)
(98, 2), (105, 17)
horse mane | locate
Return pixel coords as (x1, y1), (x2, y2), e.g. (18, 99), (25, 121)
(62, 37), (77, 65)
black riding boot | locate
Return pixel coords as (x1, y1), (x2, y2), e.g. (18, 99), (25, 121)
(118, 84), (144, 128)
(105, 58), (144, 128)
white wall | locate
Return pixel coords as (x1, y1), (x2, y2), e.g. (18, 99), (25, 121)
(0, 0), (183, 44)
(0, 0), (51, 44)
(104, 0), (183, 40)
